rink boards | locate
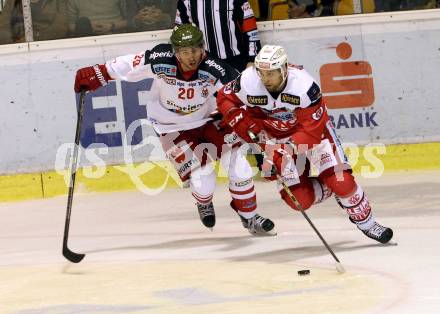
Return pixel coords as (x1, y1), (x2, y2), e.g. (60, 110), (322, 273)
(1, 10), (440, 201)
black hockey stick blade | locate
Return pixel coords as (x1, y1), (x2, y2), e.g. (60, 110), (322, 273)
(63, 246), (85, 263)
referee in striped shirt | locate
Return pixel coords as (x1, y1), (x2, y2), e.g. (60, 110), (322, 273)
(175, 0), (262, 72)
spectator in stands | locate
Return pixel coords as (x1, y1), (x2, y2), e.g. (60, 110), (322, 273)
(0, 0), (15, 44)
(407, 0), (437, 9)
(30, 0), (68, 41)
(318, 0), (336, 15)
(288, 0), (311, 18)
(0, 0), (68, 43)
(333, 0), (375, 15)
(0, 0), (25, 44)
(67, 0), (130, 37)
(128, 0), (175, 32)
(374, 0), (402, 11)
(287, 0), (334, 19)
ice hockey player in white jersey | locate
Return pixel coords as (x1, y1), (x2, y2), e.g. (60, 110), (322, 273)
(217, 44), (393, 243)
(73, 24), (275, 236)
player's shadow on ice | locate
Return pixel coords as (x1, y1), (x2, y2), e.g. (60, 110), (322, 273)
(229, 241), (395, 263)
(85, 235), (257, 254)
(84, 237), (392, 262)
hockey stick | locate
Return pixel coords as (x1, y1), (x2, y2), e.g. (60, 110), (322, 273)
(278, 173), (345, 273)
(62, 91), (87, 263)
(248, 132), (345, 273)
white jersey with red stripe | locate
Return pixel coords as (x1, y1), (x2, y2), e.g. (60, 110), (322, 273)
(105, 43), (239, 134)
(220, 64), (326, 145)
(234, 65), (319, 112)
(218, 64), (350, 177)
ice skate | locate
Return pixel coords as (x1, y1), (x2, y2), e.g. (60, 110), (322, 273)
(196, 202), (215, 229)
(359, 222), (394, 244)
(349, 217), (393, 244)
(239, 214), (277, 236)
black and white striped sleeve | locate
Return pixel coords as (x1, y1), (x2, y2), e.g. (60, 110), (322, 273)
(176, 0), (191, 24)
(235, 0), (261, 62)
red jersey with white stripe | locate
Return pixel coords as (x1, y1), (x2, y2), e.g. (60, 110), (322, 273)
(217, 65), (329, 148)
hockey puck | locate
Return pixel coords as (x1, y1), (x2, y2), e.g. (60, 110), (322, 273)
(297, 269), (310, 276)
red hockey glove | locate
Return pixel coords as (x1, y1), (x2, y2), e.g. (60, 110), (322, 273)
(272, 148), (291, 174)
(224, 108), (261, 142)
(261, 145), (297, 180)
(74, 64), (111, 93)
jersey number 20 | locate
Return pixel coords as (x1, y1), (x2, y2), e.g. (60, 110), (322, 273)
(178, 87), (195, 100)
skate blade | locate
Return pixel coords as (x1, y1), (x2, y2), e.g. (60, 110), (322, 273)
(384, 240), (398, 246)
(250, 230), (277, 237)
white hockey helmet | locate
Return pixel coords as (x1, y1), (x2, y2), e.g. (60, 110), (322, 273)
(254, 45), (289, 85)
(255, 45), (288, 71)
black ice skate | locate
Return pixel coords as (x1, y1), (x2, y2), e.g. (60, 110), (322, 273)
(349, 216), (394, 244)
(230, 201), (276, 236)
(359, 222), (393, 244)
(239, 214), (277, 236)
(196, 202), (215, 229)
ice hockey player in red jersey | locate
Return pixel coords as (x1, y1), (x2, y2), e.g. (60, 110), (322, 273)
(73, 24), (275, 236)
(217, 44), (393, 243)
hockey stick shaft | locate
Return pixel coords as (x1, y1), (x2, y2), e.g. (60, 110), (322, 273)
(62, 91), (87, 263)
(247, 132), (344, 270)
(277, 176), (341, 263)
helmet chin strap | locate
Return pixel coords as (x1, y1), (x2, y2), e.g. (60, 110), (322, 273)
(273, 66), (288, 92)
(280, 65), (288, 87)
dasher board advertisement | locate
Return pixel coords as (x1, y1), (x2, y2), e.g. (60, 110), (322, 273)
(0, 13), (439, 174)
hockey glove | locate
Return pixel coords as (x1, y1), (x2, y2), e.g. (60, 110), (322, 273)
(224, 108), (261, 142)
(74, 64), (111, 93)
(261, 144), (298, 180)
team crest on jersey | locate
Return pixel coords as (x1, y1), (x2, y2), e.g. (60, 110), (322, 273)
(247, 95), (268, 106)
(312, 106), (324, 120)
(202, 87), (209, 98)
(280, 93), (300, 106)
(153, 64), (177, 76)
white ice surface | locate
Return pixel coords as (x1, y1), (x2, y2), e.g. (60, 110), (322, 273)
(1, 171), (439, 314)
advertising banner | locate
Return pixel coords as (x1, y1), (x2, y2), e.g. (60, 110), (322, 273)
(1, 13), (440, 175)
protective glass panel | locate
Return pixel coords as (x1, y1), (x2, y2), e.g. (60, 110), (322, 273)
(0, 0), (25, 44)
